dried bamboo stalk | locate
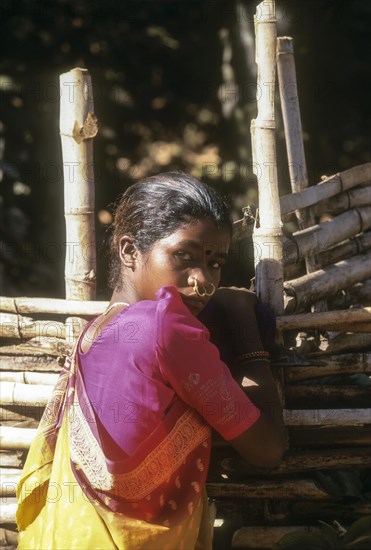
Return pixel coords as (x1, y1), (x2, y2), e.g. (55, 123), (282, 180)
(232, 526), (321, 548)
(1, 382), (52, 405)
(312, 185), (371, 217)
(283, 206), (371, 264)
(284, 408), (371, 427)
(220, 448), (371, 475)
(284, 251), (371, 312)
(206, 479), (331, 500)
(0, 406), (42, 425)
(0, 371), (58, 385)
(0, 427), (37, 450)
(251, 0), (284, 315)
(0, 313), (66, 341)
(0, 296), (106, 315)
(60, 67), (97, 343)
(289, 425), (371, 448)
(280, 162), (371, 216)
(291, 502), (371, 522)
(0, 353), (62, 372)
(277, 306), (371, 331)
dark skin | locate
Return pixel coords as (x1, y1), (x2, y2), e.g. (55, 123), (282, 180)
(81, 218), (286, 468)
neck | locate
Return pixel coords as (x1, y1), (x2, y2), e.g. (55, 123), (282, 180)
(110, 283), (138, 308)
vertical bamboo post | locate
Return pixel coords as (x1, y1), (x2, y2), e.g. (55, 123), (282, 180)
(276, 37), (327, 312)
(251, 0), (284, 315)
(59, 68), (98, 342)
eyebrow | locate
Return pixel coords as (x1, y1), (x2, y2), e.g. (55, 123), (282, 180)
(175, 240), (229, 259)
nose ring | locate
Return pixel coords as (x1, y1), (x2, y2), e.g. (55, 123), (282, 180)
(191, 277), (216, 297)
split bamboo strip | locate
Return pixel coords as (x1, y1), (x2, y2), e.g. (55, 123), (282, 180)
(284, 251), (371, 312)
(206, 479), (331, 500)
(0, 372), (58, 385)
(276, 306), (371, 331)
(220, 448), (371, 475)
(283, 352), (371, 382)
(283, 408), (371, 427)
(283, 206), (371, 265)
(0, 499), (17, 524)
(232, 526), (321, 549)
(0, 313), (66, 341)
(0, 427), (37, 450)
(0, 296), (107, 316)
(251, 0), (284, 315)
(312, 185), (371, 217)
(60, 67), (97, 343)
(280, 162), (371, 216)
(1, 382), (52, 406)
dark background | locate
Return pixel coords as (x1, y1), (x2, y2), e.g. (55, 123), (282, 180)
(1, 0), (370, 298)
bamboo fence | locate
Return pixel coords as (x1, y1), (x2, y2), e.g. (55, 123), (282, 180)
(1, 2), (371, 548)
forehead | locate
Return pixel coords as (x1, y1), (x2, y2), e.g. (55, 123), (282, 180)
(158, 219), (231, 253)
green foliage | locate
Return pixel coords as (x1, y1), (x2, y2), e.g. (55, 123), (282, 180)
(272, 517), (371, 550)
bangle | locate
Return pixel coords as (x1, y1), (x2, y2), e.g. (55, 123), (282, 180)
(234, 350), (270, 363)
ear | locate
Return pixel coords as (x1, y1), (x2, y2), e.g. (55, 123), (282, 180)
(119, 236), (139, 268)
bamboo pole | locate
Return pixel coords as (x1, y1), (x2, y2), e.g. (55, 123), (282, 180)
(232, 526), (321, 548)
(206, 480), (331, 500)
(316, 333), (371, 355)
(0, 350), (63, 372)
(284, 251), (371, 313)
(0, 529), (18, 547)
(0, 296), (106, 315)
(280, 162), (371, 216)
(0, 499), (17, 523)
(219, 448), (371, 476)
(284, 408), (371, 427)
(251, 0), (284, 315)
(329, 279), (371, 309)
(283, 353), (371, 382)
(312, 185), (371, 217)
(283, 207), (371, 265)
(233, 163), (371, 240)
(0, 371), (58, 385)
(276, 36), (326, 314)
(1, 382), (52, 406)
(277, 306), (371, 331)
(317, 231), (371, 268)
(60, 67), (98, 342)
(285, 385), (371, 408)
(0, 452), (24, 468)
(0, 313), (66, 341)
(0, 468), (20, 496)
(289, 426), (371, 448)
(0, 427), (37, 450)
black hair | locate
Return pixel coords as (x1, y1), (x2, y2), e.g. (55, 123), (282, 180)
(108, 171), (232, 289)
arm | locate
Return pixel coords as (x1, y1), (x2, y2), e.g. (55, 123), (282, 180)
(199, 288), (286, 468)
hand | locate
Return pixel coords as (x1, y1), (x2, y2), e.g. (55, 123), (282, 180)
(198, 286), (264, 362)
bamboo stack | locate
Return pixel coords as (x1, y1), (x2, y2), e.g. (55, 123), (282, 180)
(1, 6), (371, 548)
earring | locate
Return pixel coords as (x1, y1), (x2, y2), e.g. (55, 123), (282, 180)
(191, 278), (216, 297)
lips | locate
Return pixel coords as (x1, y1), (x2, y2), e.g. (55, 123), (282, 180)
(180, 294), (207, 313)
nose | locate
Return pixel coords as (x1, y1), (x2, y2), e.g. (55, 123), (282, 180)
(187, 269), (209, 289)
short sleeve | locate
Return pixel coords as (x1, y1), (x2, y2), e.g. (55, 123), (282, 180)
(156, 287), (261, 441)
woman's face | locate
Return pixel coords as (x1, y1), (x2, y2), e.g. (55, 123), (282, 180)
(131, 218), (231, 315)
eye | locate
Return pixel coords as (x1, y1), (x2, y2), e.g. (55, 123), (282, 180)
(174, 251), (192, 261)
(210, 260), (223, 270)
